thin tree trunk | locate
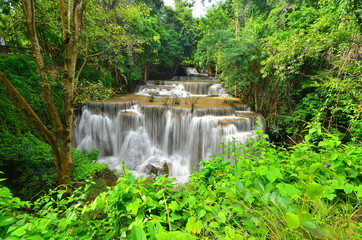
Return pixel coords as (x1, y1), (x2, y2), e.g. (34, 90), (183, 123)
(58, 0), (84, 184)
(17, 0), (84, 184)
(21, 0), (63, 133)
(144, 64), (148, 83)
(172, 58), (180, 77)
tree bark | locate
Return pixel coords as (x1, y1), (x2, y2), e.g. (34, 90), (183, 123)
(15, 0), (84, 184)
(60, 0), (84, 184)
(21, 0), (63, 133)
(144, 64), (148, 83)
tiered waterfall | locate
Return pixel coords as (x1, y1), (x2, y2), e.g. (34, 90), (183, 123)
(74, 77), (264, 183)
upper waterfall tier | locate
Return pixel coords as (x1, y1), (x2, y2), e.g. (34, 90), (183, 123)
(136, 79), (230, 97)
(172, 75), (215, 81)
(74, 101), (264, 183)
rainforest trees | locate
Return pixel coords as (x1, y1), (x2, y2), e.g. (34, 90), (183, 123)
(195, 0), (362, 143)
(0, 0), (84, 184)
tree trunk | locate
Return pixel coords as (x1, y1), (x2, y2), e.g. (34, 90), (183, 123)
(144, 64), (148, 83)
(172, 58), (180, 78)
(59, 0), (84, 183)
(16, 0), (84, 184)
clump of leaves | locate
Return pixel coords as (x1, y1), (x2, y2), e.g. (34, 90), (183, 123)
(76, 80), (114, 103)
(163, 96), (170, 106)
(223, 99), (236, 107)
(0, 132), (111, 200)
(171, 97), (181, 105)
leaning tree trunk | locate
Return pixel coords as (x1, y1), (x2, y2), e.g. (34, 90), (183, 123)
(16, 0), (84, 184)
(0, 71), (61, 175)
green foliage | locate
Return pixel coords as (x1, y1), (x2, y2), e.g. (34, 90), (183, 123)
(76, 80), (114, 104)
(1, 1), (361, 237)
(186, 96), (199, 110)
(78, 0), (193, 86)
(78, 64), (115, 88)
(1, 130), (361, 239)
(0, 55), (45, 132)
(0, 1), (28, 49)
(0, 131), (55, 199)
(171, 97), (181, 105)
(0, 131), (110, 200)
(71, 149), (108, 182)
(194, 0), (362, 143)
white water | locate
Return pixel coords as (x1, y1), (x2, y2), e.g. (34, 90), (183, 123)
(74, 76), (264, 182)
(74, 101), (263, 183)
(136, 80), (231, 98)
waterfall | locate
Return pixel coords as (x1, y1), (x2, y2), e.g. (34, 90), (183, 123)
(136, 80), (229, 97)
(74, 102), (264, 183)
(74, 76), (265, 182)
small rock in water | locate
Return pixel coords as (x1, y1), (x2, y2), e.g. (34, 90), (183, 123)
(146, 162), (169, 176)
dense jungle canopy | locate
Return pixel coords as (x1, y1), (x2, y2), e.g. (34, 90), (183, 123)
(0, 0), (361, 239)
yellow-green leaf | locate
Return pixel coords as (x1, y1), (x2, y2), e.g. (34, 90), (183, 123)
(186, 217), (203, 234)
(285, 212), (300, 229)
(306, 182), (324, 200)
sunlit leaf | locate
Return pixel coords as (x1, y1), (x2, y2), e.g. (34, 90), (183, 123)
(285, 212), (300, 229)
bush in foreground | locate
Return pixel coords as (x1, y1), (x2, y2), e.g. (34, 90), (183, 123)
(1, 127), (361, 239)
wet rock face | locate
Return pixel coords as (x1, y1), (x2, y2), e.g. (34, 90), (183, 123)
(146, 163), (169, 176)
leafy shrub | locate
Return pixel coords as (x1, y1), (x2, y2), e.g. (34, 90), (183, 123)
(76, 80), (114, 104)
(162, 96), (170, 106)
(0, 55), (46, 132)
(171, 97), (181, 105)
(1, 128), (361, 239)
(78, 65), (114, 88)
(71, 149), (108, 182)
(0, 132), (111, 200)
(187, 96), (199, 111)
(0, 132), (55, 199)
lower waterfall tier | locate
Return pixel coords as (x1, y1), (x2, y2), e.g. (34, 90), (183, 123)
(74, 102), (264, 183)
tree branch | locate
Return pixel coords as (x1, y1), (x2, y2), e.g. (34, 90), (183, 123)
(75, 45), (111, 87)
(0, 71), (55, 143)
(59, 0), (68, 41)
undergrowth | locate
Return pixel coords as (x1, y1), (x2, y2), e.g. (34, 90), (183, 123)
(1, 126), (361, 239)
(0, 131), (109, 200)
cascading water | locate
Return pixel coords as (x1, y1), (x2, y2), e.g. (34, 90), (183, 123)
(136, 79), (230, 98)
(74, 76), (264, 183)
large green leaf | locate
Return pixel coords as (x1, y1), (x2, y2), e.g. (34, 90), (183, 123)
(185, 216), (203, 234)
(129, 225), (146, 240)
(285, 212), (300, 229)
(306, 182), (324, 200)
(0, 216), (15, 227)
(276, 183), (301, 197)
